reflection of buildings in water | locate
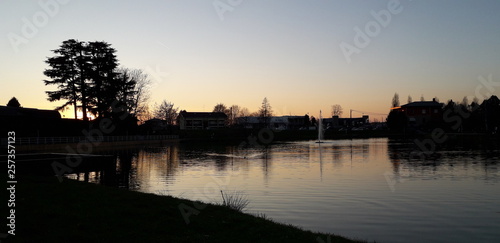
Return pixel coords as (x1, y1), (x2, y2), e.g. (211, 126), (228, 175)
(327, 142), (372, 165)
(387, 139), (447, 177)
(331, 146), (342, 162)
(387, 138), (500, 182)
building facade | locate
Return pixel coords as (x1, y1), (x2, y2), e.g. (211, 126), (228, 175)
(392, 100), (443, 127)
(323, 115), (370, 129)
(177, 111), (227, 130)
(236, 115), (308, 130)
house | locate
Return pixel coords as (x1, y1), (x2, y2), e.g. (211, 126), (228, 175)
(236, 115), (309, 130)
(0, 105), (61, 120)
(177, 111), (227, 130)
(392, 99), (443, 127)
(0, 105), (62, 136)
(323, 115), (369, 129)
(283, 116), (309, 130)
(236, 116), (260, 129)
(138, 118), (175, 134)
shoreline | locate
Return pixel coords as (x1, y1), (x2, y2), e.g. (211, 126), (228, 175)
(4, 130), (497, 154)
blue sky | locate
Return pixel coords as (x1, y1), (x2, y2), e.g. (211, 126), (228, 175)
(1, 0), (500, 120)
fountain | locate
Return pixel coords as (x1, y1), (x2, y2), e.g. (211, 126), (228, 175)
(316, 110), (324, 143)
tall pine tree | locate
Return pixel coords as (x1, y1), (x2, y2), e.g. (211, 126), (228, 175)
(44, 39), (119, 120)
(44, 39), (84, 119)
(87, 41), (119, 118)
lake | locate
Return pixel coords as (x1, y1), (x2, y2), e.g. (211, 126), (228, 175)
(68, 137), (500, 243)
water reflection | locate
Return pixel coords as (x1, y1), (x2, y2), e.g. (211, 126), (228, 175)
(66, 138), (500, 243)
(68, 139), (500, 191)
(386, 138), (500, 184)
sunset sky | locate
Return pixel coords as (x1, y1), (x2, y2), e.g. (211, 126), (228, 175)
(2, 0), (500, 120)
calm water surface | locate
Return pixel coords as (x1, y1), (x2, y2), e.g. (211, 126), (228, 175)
(70, 138), (500, 243)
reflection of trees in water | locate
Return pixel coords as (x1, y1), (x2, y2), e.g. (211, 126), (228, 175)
(387, 138), (500, 183)
(115, 149), (139, 189)
(140, 145), (180, 177)
(93, 146), (179, 189)
(131, 144), (182, 189)
(261, 146), (272, 183)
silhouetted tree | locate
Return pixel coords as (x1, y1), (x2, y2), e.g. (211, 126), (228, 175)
(213, 103), (234, 125)
(44, 39), (86, 119)
(331, 104), (343, 117)
(481, 95), (500, 133)
(407, 95), (412, 104)
(391, 93), (400, 108)
(304, 114), (310, 127)
(130, 69), (151, 119)
(114, 68), (137, 115)
(420, 95), (425, 101)
(86, 41), (119, 118)
(239, 107), (251, 117)
(6, 97), (21, 107)
(461, 96), (469, 109)
(386, 110), (407, 131)
(258, 97), (273, 127)
(443, 99), (456, 111)
(154, 100), (178, 125)
(472, 97), (479, 106)
(442, 99), (469, 132)
(115, 68), (151, 122)
(213, 103), (228, 113)
(44, 39), (119, 120)
(228, 105), (242, 126)
(465, 98), (481, 132)
(248, 111), (260, 117)
(138, 104), (153, 124)
(310, 116), (317, 126)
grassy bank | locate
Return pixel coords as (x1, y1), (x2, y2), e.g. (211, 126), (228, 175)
(5, 176), (367, 243)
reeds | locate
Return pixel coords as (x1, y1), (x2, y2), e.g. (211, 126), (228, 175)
(220, 190), (249, 212)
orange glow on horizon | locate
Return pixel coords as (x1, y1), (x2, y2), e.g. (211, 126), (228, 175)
(60, 109), (96, 120)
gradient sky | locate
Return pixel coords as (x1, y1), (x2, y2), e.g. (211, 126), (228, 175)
(2, 0), (500, 120)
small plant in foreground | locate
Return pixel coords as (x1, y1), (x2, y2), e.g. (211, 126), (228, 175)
(220, 190), (249, 212)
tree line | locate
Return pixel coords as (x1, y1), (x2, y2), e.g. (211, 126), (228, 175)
(388, 92), (500, 133)
(43, 40), (325, 128)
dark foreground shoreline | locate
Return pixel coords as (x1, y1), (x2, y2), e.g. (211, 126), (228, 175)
(2, 176), (367, 243)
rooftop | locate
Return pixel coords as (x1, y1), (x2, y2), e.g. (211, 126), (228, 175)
(0, 105), (61, 119)
(179, 111), (227, 119)
(401, 101), (443, 108)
